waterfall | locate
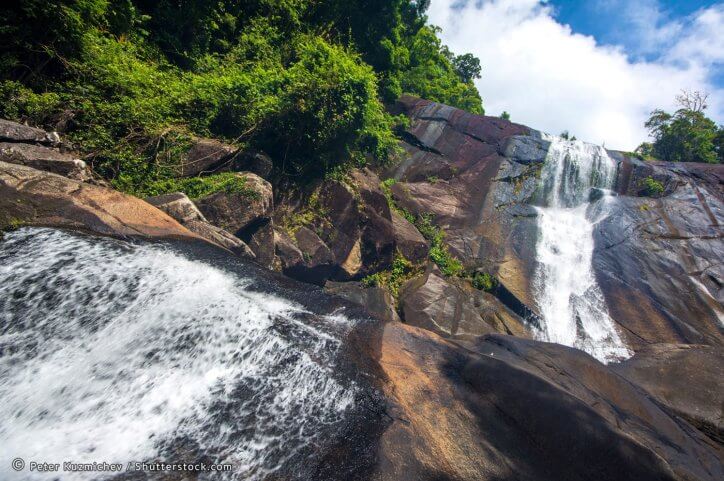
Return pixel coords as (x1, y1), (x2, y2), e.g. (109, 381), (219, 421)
(532, 137), (631, 363)
(0, 228), (362, 481)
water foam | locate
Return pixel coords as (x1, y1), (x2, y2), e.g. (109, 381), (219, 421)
(0, 228), (356, 480)
(532, 137), (631, 363)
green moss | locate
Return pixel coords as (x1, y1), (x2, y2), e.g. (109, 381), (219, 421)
(142, 173), (258, 200)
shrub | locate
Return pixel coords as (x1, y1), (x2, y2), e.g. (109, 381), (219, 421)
(640, 176), (664, 197)
(472, 272), (497, 292)
(362, 251), (419, 299)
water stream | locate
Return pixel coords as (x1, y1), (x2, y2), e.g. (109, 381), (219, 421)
(0, 228), (369, 481)
(532, 137), (631, 363)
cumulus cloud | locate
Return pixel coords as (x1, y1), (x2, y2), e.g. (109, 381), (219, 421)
(428, 0), (723, 150)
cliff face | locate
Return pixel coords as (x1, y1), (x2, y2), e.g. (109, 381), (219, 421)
(388, 96), (723, 352)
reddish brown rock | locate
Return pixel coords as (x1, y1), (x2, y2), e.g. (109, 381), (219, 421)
(390, 210), (428, 263)
(612, 344), (724, 443)
(367, 323), (722, 481)
(0, 161), (203, 242)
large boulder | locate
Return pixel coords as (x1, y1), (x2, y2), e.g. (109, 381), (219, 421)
(0, 118), (60, 146)
(612, 344), (724, 443)
(145, 192), (255, 258)
(367, 323), (723, 481)
(179, 138), (238, 177)
(195, 172), (276, 267)
(399, 264), (529, 338)
(391, 210), (428, 262)
(0, 161), (204, 242)
(196, 172), (273, 235)
(324, 281), (400, 322)
(0, 142), (90, 181)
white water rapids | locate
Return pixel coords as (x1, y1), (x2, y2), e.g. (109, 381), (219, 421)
(0, 228), (359, 481)
(532, 137), (631, 363)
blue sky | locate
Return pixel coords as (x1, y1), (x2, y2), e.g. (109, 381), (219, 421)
(429, 0), (724, 149)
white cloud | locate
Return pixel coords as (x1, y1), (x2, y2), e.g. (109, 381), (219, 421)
(428, 0), (724, 150)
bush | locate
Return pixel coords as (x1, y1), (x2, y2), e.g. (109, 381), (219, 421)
(472, 272), (497, 292)
(362, 251), (419, 299)
(640, 176), (664, 197)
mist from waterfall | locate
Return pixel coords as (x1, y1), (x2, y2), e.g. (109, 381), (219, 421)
(0, 228), (360, 481)
(532, 136), (631, 363)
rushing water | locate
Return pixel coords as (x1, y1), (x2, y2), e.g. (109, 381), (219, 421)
(0, 228), (369, 481)
(532, 137), (631, 363)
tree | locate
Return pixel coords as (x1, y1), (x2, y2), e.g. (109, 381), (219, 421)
(452, 53), (481, 83)
(639, 91), (722, 164)
(500, 111), (510, 121)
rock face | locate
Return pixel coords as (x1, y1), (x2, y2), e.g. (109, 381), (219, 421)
(0, 118), (60, 146)
(196, 172), (276, 267)
(400, 264), (529, 338)
(368, 323), (723, 481)
(388, 96), (724, 352)
(274, 169), (396, 285)
(0, 142), (90, 181)
(179, 138), (238, 176)
(324, 281), (400, 322)
(612, 344), (724, 443)
(0, 161), (204, 242)
(145, 192), (255, 258)
(391, 210), (428, 262)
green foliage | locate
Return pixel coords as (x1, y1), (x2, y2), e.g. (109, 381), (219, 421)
(362, 251), (419, 299)
(141, 173), (257, 199)
(639, 92), (722, 164)
(399, 26), (483, 114)
(471, 272), (497, 292)
(642, 108), (721, 163)
(500, 111), (510, 121)
(0, 1), (484, 192)
(639, 176), (664, 197)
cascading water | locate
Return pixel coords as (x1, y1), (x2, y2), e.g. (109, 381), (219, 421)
(532, 136), (631, 363)
(0, 228), (370, 481)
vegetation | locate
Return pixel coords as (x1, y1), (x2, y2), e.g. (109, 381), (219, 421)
(142, 173), (257, 199)
(637, 91), (723, 164)
(362, 252), (419, 299)
(380, 178), (464, 277)
(639, 176), (664, 197)
(471, 272), (497, 292)
(0, 1), (484, 192)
